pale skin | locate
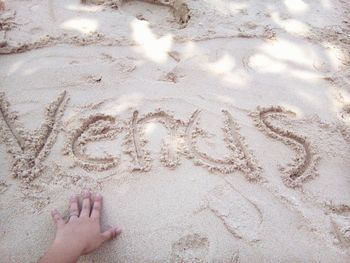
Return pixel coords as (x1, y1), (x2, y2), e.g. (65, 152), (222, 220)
(39, 190), (121, 263)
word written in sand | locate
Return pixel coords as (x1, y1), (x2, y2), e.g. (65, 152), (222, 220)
(0, 91), (319, 187)
(63, 108), (262, 182)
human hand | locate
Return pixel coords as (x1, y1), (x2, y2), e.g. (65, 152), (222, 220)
(39, 190), (121, 263)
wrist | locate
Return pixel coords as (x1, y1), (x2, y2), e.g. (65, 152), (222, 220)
(39, 239), (82, 263)
(50, 238), (83, 262)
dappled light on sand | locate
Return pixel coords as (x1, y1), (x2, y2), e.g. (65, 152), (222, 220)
(65, 3), (103, 12)
(271, 12), (310, 34)
(202, 0), (248, 15)
(283, 0), (309, 15)
(202, 54), (248, 87)
(61, 18), (98, 34)
(131, 19), (173, 63)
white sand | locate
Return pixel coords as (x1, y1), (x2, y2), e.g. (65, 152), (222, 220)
(0, 0), (350, 262)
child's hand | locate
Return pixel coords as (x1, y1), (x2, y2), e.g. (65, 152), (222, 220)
(39, 190), (121, 263)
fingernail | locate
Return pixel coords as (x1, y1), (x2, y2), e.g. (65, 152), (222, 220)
(96, 193), (102, 199)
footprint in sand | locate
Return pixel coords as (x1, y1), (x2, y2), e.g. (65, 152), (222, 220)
(171, 233), (209, 263)
(81, 0), (191, 27)
(331, 216), (350, 248)
(29, 27), (43, 34)
(207, 184), (262, 242)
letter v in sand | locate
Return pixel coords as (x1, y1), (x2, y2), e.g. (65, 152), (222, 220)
(0, 91), (68, 182)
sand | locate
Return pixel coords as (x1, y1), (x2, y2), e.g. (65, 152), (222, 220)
(0, 0), (350, 262)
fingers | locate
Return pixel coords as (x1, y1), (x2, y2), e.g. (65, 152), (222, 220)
(51, 209), (64, 227)
(91, 193), (102, 221)
(101, 227), (122, 242)
(80, 190), (92, 218)
(69, 194), (79, 221)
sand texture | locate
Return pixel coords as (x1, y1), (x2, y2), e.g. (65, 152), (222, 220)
(1, 0), (350, 262)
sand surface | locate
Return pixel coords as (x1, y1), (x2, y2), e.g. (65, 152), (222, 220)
(0, 0), (350, 262)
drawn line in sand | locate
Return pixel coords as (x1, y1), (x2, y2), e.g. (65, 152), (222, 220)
(0, 93), (26, 151)
(34, 91), (67, 159)
(0, 180), (9, 194)
(185, 109), (261, 180)
(325, 203), (350, 215)
(250, 106), (320, 188)
(0, 32), (277, 55)
(63, 114), (121, 171)
(338, 123), (350, 143)
(125, 110), (149, 171)
(124, 109), (184, 171)
(0, 91), (68, 182)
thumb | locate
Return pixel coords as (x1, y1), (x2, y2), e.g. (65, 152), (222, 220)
(101, 227), (122, 242)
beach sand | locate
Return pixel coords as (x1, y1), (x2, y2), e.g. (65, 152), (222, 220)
(0, 0), (350, 262)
